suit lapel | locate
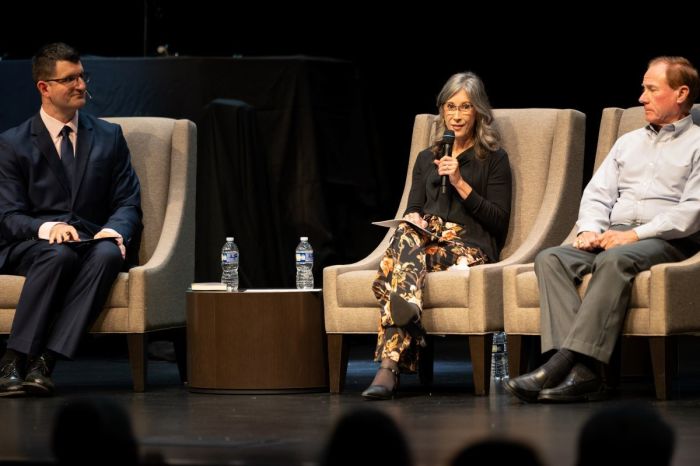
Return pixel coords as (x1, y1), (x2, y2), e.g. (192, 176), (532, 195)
(73, 114), (94, 203)
(30, 114), (71, 195)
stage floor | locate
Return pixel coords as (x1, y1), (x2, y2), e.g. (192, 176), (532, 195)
(2, 336), (700, 466)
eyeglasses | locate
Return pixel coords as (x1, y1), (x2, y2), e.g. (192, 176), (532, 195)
(444, 102), (474, 114)
(44, 72), (90, 86)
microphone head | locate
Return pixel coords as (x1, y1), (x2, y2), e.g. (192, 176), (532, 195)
(442, 129), (455, 144)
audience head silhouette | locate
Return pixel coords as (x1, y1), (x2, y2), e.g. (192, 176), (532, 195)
(577, 401), (675, 466)
(451, 437), (543, 466)
(320, 408), (413, 466)
(52, 396), (139, 466)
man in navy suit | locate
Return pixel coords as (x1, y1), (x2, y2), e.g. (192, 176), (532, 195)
(0, 43), (142, 396)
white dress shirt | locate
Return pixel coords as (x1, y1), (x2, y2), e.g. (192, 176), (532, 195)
(576, 114), (700, 241)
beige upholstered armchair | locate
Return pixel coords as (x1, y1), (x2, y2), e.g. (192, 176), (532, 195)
(0, 117), (197, 391)
(323, 109), (585, 395)
(503, 105), (700, 400)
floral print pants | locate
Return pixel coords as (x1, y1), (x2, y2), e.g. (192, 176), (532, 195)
(371, 215), (487, 373)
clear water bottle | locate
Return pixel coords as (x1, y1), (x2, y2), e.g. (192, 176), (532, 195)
(295, 236), (314, 289)
(491, 331), (509, 380)
(221, 237), (239, 291)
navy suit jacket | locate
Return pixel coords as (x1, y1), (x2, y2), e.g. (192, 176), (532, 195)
(0, 112), (143, 270)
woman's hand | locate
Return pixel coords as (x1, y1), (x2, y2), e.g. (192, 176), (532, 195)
(403, 212), (427, 229)
(433, 156), (473, 199)
(433, 155), (462, 186)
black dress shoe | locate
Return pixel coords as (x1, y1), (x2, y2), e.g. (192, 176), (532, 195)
(0, 356), (27, 397)
(537, 362), (606, 403)
(503, 349), (575, 403)
(362, 366), (400, 400)
(22, 352), (56, 396)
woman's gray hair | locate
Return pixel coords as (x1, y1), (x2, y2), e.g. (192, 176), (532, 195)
(433, 72), (501, 159)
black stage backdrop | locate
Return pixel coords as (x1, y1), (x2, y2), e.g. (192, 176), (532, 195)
(2, 7), (700, 288)
(0, 57), (390, 288)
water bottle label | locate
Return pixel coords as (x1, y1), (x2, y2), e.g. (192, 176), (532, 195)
(295, 252), (314, 264)
(222, 251), (239, 264)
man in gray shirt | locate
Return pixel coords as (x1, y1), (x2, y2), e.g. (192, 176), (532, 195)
(505, 56), (700, 403)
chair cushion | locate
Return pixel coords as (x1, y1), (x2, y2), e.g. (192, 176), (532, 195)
(0, 275), (25, 308)
(514, 269), (650, 308)
(0, 272), (129, 333)
(336, 269), (470, 308)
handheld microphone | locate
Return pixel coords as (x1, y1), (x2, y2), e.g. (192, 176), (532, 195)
(441, 130), (455, 194)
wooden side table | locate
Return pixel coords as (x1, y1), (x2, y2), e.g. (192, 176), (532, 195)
(186, 289), (328, 393)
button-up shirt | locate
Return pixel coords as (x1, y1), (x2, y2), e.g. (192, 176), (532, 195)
(576, 114), (700, 241)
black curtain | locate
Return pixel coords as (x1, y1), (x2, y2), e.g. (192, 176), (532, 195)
(196, 99), (285, 287)
(0, 57), (390, 288)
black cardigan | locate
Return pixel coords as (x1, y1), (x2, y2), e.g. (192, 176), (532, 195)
(404, 147), (512, 261)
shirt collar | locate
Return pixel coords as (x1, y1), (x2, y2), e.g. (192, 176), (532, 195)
(645, 113), (693, 138)
(40, 107), (79, 140)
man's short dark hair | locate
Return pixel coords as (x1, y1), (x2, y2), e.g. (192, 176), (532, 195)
(32, 42), (81, 83)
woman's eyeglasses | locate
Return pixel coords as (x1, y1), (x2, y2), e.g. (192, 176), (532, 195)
(444, 102), (474, 114)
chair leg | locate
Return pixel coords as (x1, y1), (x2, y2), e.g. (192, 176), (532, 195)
(172, 327), (188, 384)
(127, 333), (147, 392)
(649, 336), (676, 400)
(506, 334), (524, 377)
(327, 334), (348, 394)
(469, 334), (493, 396)
(418, 336), (434, 387)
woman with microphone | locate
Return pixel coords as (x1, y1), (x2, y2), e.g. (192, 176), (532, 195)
(363, 72), (512, 400)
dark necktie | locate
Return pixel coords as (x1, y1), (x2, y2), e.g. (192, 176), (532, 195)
(60, 126), (75, 188)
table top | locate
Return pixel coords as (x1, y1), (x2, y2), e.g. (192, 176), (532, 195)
(188, 288), (322, 293)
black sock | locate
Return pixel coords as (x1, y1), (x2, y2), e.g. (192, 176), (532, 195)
(541, 348), (576, 378)
(1, 349), (27, 363)
(576, 353), (600, 371)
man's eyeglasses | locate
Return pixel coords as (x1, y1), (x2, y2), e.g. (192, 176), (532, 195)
(444, 102), (474, 114)
(44, 72), (90, 86)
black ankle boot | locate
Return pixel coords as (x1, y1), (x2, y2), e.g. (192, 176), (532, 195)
(503, 349), (576, 403)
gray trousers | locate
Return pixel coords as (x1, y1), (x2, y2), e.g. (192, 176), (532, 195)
(535, 237), (691, 363)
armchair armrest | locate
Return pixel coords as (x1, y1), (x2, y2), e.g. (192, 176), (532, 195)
(126, 120), (197, 332)
(649, 251), (700, 334)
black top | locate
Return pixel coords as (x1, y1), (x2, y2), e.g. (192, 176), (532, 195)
(404, 147), (512, 261)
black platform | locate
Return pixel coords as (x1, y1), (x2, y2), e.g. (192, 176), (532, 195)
(2, 336), (700, 466)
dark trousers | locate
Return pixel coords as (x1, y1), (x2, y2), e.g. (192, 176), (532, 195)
(535, 237), (691, 363)
(5, 240), (123, 358)
(371, 216), (487, 372)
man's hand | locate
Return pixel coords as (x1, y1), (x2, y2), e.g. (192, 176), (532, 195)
(598, 229), (639, 250)
(573, 231), (601, 251)
(94, 230), (126, 258)
(403, 212), (427, 229)
(49, 223), (79, 244)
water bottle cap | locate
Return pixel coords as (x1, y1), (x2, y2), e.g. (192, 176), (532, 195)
(300, 236), (308, 241)
(226, 237), (234, 241)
